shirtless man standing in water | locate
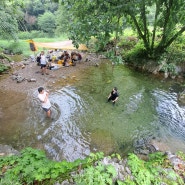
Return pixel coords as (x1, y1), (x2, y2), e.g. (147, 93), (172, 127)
(38, 87), (51, 118)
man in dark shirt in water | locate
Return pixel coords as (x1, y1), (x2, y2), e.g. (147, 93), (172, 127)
(107, 87), (119, 105)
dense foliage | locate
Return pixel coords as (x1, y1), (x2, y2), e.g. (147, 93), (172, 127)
(0, 0), (23, 40)
(1, 0), (185, 61)
(0, 148), (104, 184)
(23, 0), (58, 31)
(0, 0), (58, 39)
(0, 147), (185, 184)
(37, 12), (56, 36)
(54, 0), (185, 60)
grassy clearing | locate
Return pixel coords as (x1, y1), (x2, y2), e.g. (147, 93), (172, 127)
(33, 35), (68, 42)
(0, 35), (68, 57)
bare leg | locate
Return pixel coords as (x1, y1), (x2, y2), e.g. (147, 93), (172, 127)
(41, 67), (45, 74)
(45, 67), (49, 75)
(43, 67), (46, 74)
(46, 109), (51, 118)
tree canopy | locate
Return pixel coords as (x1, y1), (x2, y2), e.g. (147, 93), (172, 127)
(54, 0), (185, 59)
(37, 11), (56, 36)
(0, 0), (58, 39)
(0, 0), (24, 40)
(1, 0), (185, 60)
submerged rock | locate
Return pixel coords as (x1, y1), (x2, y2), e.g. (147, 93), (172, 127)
(90, 129), (118, 155)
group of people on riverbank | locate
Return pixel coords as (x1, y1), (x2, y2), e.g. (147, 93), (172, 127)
(36, 50), (82, 75)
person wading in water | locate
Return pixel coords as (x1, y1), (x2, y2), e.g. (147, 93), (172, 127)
(38, 87), (51, 118)
(107, 87), (119, 105)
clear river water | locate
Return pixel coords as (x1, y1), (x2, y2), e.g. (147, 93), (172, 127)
(1, 60), (185, 161)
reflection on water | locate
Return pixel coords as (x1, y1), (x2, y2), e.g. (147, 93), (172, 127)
(1, 61), (185, 161)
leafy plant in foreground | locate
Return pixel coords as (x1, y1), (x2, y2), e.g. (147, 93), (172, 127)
(127, 152), (184, 185)
(127, 153), (157, 185)
(0, 147), (104, 184)
(74, 162), (117, 185)
(0, 64), (9, 73)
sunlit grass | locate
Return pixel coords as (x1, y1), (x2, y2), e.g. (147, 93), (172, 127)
(0, 35), (68, 57)
(32, 35), (68, 42)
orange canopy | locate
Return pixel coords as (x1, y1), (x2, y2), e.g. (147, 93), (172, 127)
(26, 40), (88, 50)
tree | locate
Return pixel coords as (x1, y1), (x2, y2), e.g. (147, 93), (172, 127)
(55, 0), (123, 50)
(124, 0), (185, 59)
(0, 0), (25, 40)
(37, 11), (56, 36)
(23, 0), (58, 31)
(55, 5), (70, 35)
(54, 0), (185, 59)
(0, 8), (18, 40)
(24, 0), (58, 17)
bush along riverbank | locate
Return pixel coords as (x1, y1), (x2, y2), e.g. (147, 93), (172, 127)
(0, 146), (185, 185)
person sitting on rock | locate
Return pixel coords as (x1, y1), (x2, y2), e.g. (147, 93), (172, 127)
(63, 51), (70, 67)
(71, 52), (78, 66)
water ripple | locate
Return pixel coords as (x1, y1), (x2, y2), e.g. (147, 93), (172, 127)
(38, 86), (91, 161)
(153, 90), (185, 140)
(124, 88), (144, 114)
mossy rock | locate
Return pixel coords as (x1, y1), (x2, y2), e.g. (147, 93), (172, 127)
(0, 53), (12, 62)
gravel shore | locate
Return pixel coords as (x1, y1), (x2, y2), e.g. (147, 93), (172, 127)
(0, 52), (100, 94)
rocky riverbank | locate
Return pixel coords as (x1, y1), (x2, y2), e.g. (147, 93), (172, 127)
(0, 52), (101, 94)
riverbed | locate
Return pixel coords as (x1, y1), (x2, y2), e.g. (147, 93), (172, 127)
(1, 59), (185, 161)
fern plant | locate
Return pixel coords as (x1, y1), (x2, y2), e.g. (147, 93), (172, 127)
(127, 153), (160, 185)
(74, 162), (117, 185)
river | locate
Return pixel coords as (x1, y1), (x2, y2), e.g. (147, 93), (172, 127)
(1, 60), (185, 161)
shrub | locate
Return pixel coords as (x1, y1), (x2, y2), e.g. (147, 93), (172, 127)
(123, 41), (147, 64)
(0, 64), (9, 73)
(7, 42), (23, 54)
(18, 31), (47, 40)
(0, 148), (104, 184)
(74, 162), (117, 185)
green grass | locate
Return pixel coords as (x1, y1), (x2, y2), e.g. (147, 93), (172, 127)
(0, 35), (68, 57)
(32, 35), (68, 42)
